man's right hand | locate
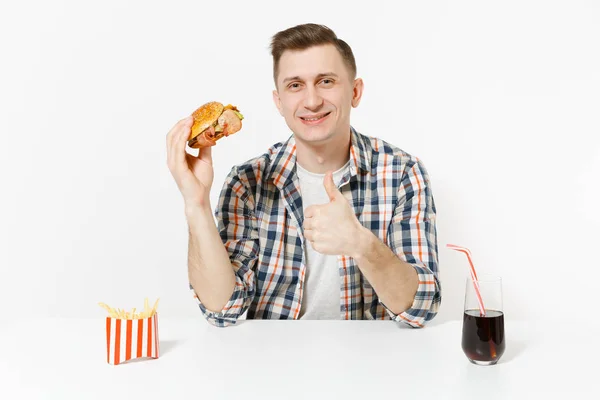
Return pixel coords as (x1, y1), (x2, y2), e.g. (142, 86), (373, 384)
(167, 116), (238, 316)
(166, 116), (214, 210)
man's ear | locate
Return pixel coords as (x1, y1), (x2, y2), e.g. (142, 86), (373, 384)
(272, 89), (283, 116)
(351, 78), (364, 108)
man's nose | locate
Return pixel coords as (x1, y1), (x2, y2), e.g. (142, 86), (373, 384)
(303, 86), (324, 111)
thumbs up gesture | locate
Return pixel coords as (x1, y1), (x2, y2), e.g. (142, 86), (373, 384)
(303, 171), (365, 256)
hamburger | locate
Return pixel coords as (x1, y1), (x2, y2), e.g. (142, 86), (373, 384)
(188, 101), (244, 148)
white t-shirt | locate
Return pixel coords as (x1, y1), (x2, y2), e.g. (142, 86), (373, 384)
(297, 160), (350, 319)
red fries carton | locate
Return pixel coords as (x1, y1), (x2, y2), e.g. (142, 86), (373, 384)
(99, 298), (160, 365)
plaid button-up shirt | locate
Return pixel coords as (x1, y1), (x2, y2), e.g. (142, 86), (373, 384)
(191, 127), (441, 327)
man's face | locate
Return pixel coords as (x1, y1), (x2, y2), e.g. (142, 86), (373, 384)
(273, 44), (363, 145)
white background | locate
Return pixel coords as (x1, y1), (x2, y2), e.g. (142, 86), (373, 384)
(1, 0), (598, 324)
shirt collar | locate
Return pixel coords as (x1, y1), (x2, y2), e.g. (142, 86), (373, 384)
(267, 126), (371, 189)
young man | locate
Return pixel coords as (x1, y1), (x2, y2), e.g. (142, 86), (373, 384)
(166, 24), (441, 328)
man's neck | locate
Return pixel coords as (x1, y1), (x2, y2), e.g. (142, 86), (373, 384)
(294, 129), (352, 174)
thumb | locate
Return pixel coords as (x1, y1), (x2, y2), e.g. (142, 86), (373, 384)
(197, 144), (213, 164)
(323, 171), (341, 202)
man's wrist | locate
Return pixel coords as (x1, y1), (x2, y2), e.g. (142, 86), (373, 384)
(185, 203), (214, 223)
(350, 225), (374, 261)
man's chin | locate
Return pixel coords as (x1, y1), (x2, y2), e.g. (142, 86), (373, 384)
(293, 129), (333, 144)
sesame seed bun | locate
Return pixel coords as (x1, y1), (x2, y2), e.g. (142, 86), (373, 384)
(188, 101), (224, 142)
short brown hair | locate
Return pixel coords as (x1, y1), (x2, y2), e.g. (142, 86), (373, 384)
(270, 23), (357, 84)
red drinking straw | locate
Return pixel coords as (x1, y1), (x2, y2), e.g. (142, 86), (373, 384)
(447, 244), (486, 316)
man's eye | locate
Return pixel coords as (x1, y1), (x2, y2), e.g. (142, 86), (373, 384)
(320, 79), (334, 85)
(289, 83), (301, 89)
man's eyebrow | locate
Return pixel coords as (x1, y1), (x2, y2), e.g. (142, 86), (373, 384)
(282, 76), (302, 84)
(281, 72), (339, 84)
(315, 72), (339, 80)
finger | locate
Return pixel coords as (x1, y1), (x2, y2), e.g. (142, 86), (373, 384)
(171, 117), (193, 172)
(303, 218), (311, 231)
(167, 116), (192, 155)
(304, 230), (313, 242)
(167, 116), (193, 167)
(176, 121), (193, 165)
(323, 171), (341, 202)
(312, 242), (326, 255)
(197, 144), (213, 165)
(305, 205), (317, 219)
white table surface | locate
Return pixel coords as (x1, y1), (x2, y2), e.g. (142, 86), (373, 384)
(1, 317), (598, 399)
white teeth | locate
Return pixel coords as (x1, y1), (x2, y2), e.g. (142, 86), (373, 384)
(302, 113), (328, 121)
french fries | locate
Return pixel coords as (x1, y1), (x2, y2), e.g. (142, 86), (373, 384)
(98, 298), (160, 319)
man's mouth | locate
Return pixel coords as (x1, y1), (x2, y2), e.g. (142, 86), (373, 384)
(299, 111), (332, 123)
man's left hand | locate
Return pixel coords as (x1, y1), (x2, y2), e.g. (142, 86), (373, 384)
(303, 172), (364, 256)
